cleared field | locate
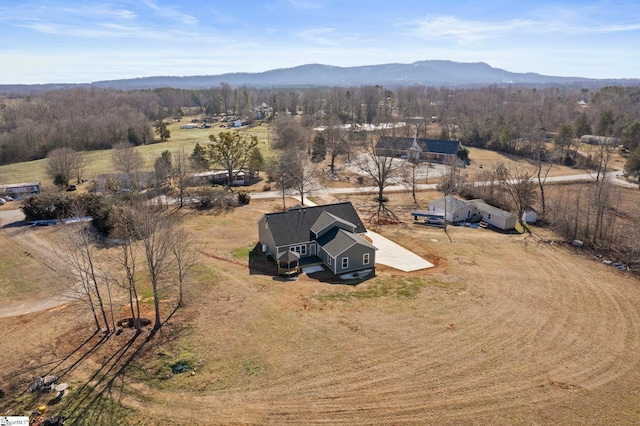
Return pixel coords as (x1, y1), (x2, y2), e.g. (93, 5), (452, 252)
(1, 193), (639, 424)
(0, 120), (273, 185)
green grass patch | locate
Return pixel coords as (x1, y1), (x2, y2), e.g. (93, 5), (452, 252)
(231, 245), (258, 260)
(240, 356), (267, 377)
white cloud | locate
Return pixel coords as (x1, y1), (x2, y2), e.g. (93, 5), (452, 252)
(406, 11), (640, 44)
(407, 16), (536, 43)
(286, 0), (323, 10)
(143, 0), (198, 25)
(297, 27), (339, 45)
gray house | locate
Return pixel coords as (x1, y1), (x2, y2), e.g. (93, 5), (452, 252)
(257, 202), (376, 277)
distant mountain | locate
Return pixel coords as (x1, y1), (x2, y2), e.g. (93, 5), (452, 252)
(2, 60), (638, 94)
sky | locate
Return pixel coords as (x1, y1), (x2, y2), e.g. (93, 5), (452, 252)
(1, 0), (639, 84)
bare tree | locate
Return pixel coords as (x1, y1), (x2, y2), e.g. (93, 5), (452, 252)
(132, 202), (176, 330)
(71, 151), (89, 184)
(534, 141), (555, 221)
(57, 221), (113, 333)
(436, 156), (466, 243)
(46, 147), (77, 188)
(495, 163), (538, 234)
(323, 118), (349, 174)
(173, 147), (193, 208)
(171, 230), (201, 308)
(111, 210), (144, 333)
(271, 114), (309, 151)
(279, 148), (317, 205)
(353, 133), (402, 223)
(112, 141), (145, 190)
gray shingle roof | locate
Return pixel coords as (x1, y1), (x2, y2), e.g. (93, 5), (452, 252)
(310, 211), (356, 236)
(376, 136), (461, 155)
(262, 202), (367, 247)
(316, 227), (377, 257)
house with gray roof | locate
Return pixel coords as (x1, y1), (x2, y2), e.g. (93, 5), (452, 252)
(257, 202), (376, 277)
(375, 136), (462, 163)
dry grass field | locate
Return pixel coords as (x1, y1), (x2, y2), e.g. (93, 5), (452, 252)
(1, 189), (640, 425)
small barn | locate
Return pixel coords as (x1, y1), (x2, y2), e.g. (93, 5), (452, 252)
(522, 207), (537, 224)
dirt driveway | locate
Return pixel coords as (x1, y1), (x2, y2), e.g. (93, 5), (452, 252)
(0, 209), (71, 318)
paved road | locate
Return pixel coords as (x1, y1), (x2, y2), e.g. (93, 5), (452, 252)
(252, 171), (637, 201)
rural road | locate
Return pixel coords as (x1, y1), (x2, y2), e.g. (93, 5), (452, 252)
(251, 170), (637, 201)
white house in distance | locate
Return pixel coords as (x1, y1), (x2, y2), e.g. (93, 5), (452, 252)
(428, 196), (477, 223)
(0, 182), (41, 197)
(193, 170), (249, 186)
(467, 199), (518, 230)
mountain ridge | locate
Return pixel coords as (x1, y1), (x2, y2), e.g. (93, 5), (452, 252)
(2, 60), (638, 94)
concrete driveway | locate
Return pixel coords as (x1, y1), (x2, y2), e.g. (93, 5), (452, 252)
(366, 231), (434, 272)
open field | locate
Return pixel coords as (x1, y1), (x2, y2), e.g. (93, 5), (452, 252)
(0, 120), (273, 185)
(1, 191), (640, 424)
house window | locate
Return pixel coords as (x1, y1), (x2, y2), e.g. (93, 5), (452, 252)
(488, 213), (491, 220)
(342, 257), (349, 269)
(363, 253), (370, 265)
(328, 256), (333, 266)
(289, 245), (307, 255)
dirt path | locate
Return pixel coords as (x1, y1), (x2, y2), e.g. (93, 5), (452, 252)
(0, 210), (72, 318)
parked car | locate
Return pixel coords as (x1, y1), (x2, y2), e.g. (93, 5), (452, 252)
(66, 185), (77, 191)
(0, 198), (5, 205)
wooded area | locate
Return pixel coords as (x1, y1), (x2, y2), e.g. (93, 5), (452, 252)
(1, 84), (639, 173)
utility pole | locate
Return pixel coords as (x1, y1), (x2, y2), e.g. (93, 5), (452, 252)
(280, 176), (285, 210)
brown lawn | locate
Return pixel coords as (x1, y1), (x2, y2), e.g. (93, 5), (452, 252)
(1, 192), (640, 425)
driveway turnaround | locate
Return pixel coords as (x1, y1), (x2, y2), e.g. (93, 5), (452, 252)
(366, 231), (434, 272)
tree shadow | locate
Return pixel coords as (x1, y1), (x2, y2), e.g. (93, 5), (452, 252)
(5, 328), (106, 405)
(56, 310), (186, 423)
(57, 331), (146, 423)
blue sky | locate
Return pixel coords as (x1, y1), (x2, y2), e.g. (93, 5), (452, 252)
(1, 0), (639, 84)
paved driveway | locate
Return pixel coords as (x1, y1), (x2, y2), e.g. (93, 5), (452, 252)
(366, 231), (434, 272)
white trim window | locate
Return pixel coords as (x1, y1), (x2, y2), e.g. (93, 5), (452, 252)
(342, 257), (349, 269)
(363, 253), (370, 265)
(289, 245), (307, 255)
(328, 256), (333, 266)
